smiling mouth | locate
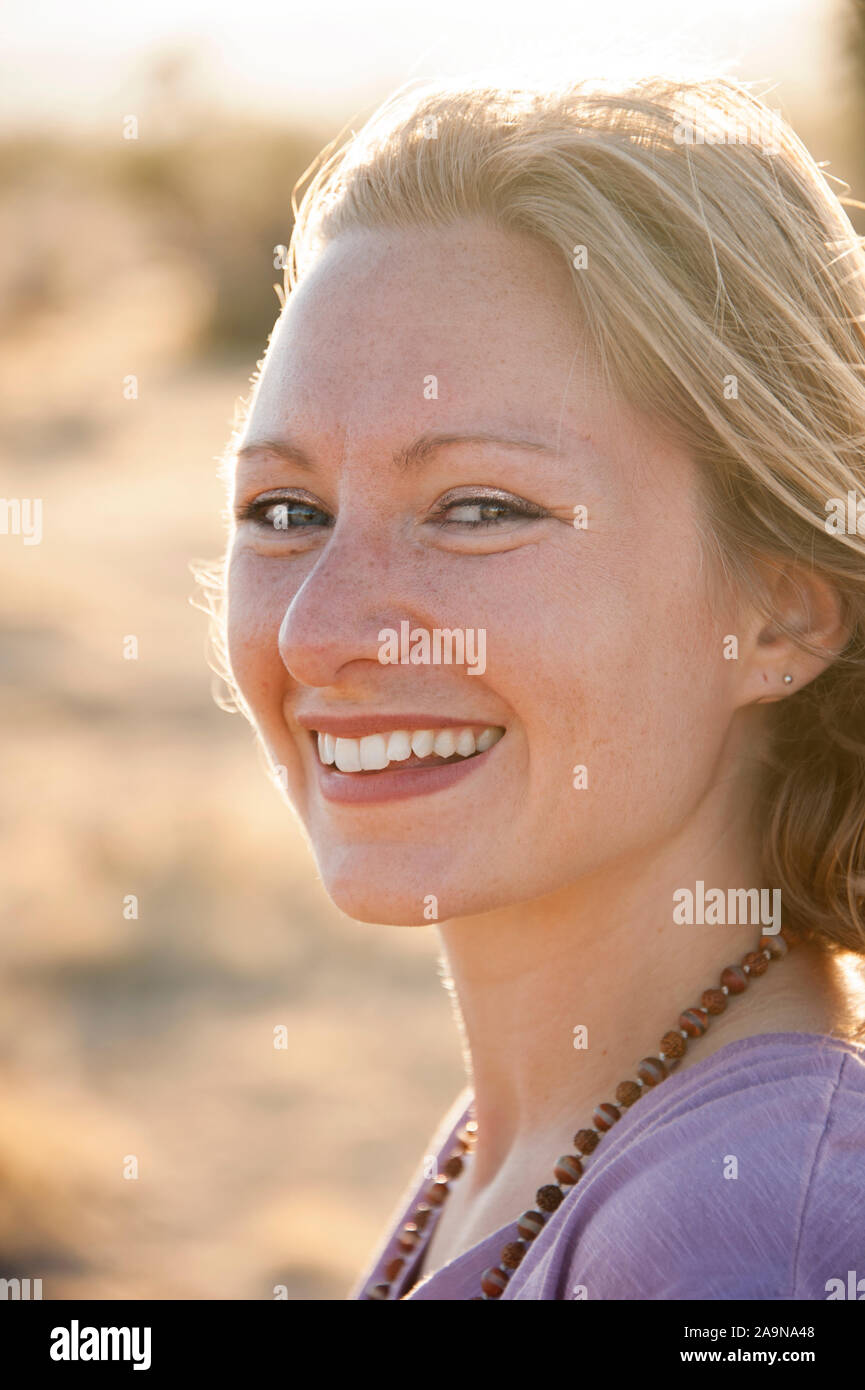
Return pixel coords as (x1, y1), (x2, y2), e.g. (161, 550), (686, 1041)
(312, 725), (505, 773)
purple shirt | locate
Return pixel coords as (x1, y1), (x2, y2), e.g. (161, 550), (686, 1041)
(349, 1032), (865, 1300)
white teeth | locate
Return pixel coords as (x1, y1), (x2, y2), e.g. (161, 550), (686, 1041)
(317, 731), (338, 764)
(359, 734), (389, 770)
(316, 724), (504, 771)
(386, 730), (412, 761)
(334, 738), (362, 772)
(433, 729), (457, 758)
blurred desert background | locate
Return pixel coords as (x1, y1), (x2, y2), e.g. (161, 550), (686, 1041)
(2, 0), (865, 1299)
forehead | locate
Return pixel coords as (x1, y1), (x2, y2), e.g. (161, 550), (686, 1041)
(247, 221), (595, 441)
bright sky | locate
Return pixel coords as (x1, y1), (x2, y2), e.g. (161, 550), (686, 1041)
(0, 0), (844, 133)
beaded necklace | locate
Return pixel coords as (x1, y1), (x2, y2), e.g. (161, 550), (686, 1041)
(363, 925), (797, 1300)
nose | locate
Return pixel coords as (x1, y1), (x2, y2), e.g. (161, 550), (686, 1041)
(276, 520), (410, 690)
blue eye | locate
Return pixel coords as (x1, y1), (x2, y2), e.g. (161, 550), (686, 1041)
(234, 492), (547, 532)
(236, 498), (331, 530)
(433, 495), (547, 528)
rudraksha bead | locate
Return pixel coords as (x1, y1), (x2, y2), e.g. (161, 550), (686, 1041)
(720, 964), (747, 994)
(763, 933), (788, 958)
(536, 1183), (564, 1211)
(554, 1154), (583, 1184)
(442, 1154), (464, 1179)
(425, 1177), (450, 1206)
(679, 1007), (708, 1036)
(397, 1223), (422, 1252)
(573, 1127), (600, 1154)
(742, 950), (769, 976)
(660, 1029), (687, 1058)
(480, 1266), (509, 1297)
(456, 1121), (478, 1150)
(701, 988), (727, 1015)
(517, 1210), (546, 1240)
(413, 1206), (431, 1229)
(500, 1240), (527, 1269)
(637, 1056), (667, 1086)
(615, 1079), (641, 1107)
(384, 1257), (405, 1281)
(593, 1102), (620, 1130)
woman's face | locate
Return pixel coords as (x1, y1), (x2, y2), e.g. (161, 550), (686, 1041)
(226, 220), (746, 924)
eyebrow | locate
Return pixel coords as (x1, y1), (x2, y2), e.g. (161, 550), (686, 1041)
(234, 429), (566, 473)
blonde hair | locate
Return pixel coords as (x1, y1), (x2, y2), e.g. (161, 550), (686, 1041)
(213, 73), (865, 952)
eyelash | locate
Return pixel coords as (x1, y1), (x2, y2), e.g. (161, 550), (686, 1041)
(431, 496), (547, 528)
(235, 494), (547, 530)
(235, 499), (329, 529)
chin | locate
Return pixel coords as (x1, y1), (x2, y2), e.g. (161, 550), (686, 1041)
(313, 845), (466, 926)
(323, 881), (436, 926)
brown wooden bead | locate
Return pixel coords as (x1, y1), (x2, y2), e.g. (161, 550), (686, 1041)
(720, 965), (747, 994)
(384, 1257), (405, 1282)
(536, 1183), (564, 1211)
(637, 1056), (667, 1086)
(573, 1127), (600, 1154)
(413, 1205), (432, 1229)
(593, 1102), (620, 1130)
(455, 1123), (477, 1150)
(701, 988), (727, 1015)
(500, 1240), (527, 1269)
(425, 1177), (450, 1206)
(554, 1154), (583, 1185)
(679, 1007), (709, 1036)
(442, 1154), (464, 1179)
(660, 1029), (687, 1058)
(615, 1079), (641, 1107)
(517, 1210), (546, 1240)
(742, 950), (769, 977)
(366, 1284), (391, 1299)
(778, 924), (798, 947)
(763, 933), (788, 959)
(480, 1266), (509, 1297)
(397, 1223), (422, 1252)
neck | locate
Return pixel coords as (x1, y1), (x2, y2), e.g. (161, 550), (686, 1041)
(435, 774), (840, 1191)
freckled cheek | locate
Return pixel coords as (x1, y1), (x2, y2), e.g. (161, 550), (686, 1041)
(225, 554), (289, 721)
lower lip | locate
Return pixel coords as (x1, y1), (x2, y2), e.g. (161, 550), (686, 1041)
(313, 739), (503, 804)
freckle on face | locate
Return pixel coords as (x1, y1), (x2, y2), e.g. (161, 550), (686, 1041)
(226, 221), (732, 926)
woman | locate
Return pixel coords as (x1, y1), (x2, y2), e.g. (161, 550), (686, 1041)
(212, 73), (865, 1299)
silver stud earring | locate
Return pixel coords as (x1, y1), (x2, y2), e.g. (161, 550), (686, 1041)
(783, 674), (793, 684)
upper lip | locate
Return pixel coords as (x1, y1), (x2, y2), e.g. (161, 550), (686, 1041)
(295, 712), (502, 737)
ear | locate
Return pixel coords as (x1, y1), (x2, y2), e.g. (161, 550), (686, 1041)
(738, 560), (851, 706)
